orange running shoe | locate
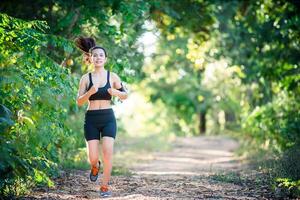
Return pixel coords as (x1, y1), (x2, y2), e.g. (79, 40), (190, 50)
(100, 185), (112, 198)
(89, 161), (101, 182)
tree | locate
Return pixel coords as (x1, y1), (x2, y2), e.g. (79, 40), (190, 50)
(0, 0), (151, 81)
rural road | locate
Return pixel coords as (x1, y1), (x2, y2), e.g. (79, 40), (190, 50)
(22, 136), (274, 200)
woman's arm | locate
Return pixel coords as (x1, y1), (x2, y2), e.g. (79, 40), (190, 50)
(76, 74), (96, 106)
(107, 72), (128, 100)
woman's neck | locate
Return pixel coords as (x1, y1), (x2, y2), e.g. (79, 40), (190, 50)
(93, 66), (105, 74)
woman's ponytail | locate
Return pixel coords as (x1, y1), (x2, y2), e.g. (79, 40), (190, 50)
(74, 36), (96, 53)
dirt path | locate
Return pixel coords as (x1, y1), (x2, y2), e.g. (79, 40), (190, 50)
(22, 136), (275, 200)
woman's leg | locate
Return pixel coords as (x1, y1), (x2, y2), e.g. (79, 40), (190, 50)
(87, 139), (100, 167)
(101, 136), (114, 186)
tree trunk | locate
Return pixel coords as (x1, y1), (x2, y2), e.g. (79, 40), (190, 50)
(225, 111), (235, 122)
(199, 111), (206, 134)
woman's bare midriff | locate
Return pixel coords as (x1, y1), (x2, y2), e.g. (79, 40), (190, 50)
(87, 100), (112, 110)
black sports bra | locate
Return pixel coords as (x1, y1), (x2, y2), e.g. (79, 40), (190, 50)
(87, 71), (112, 101)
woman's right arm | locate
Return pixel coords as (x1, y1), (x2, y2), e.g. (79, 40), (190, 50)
(76, 75), (95, 106)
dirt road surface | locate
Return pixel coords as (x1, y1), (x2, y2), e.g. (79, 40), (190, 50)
(22, 136), (275, 200)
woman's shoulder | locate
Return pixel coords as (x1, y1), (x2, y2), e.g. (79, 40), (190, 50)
(109, 71), (121, 81)
(80, 72), (90, 82)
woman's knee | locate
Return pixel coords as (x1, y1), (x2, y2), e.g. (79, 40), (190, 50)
(89, 156), (99, 165)
(102, 150), (113, 161)
(87, 140), (99, 157)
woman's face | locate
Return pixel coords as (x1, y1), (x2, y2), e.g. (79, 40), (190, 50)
(91, 48), (107, 67)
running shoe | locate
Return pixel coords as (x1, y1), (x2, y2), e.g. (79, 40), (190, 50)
(89, 161), (101, 182)
(100, 185), (112, 198)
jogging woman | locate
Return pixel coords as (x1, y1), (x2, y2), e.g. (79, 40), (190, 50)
(75, 37), (128, 197)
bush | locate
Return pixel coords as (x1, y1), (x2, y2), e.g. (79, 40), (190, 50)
(243, 91), (300, 152)
(0, 13), (77, 196)
(243, 91), (300, 197)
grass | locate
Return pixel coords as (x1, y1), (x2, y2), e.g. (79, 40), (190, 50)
(60, 131), (175, 176)
(111, 166), (132, 176)
(210, 171), (245, 185)
(228, 130), (300, 198)
(112, 133), (174, 175)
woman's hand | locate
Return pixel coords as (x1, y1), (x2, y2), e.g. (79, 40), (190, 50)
(88, 85), (98, 96)
(107, 88), (120, 97)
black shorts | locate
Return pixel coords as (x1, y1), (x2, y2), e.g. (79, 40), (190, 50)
(84, 108), (117, 141)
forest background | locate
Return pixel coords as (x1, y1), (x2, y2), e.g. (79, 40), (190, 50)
(0, 0), (299, 198)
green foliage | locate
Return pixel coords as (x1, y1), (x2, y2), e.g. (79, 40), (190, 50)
(111, 166), (132, 176)
(241, 90), (300, 197)
(150, 0), (216, 39)
(243, 92), (300, 151)
(0, 0), (299, 198)
(0, 0), (152, 196)
(245, 145), (300, 198)
(0, 104), (14, 132)
(0, 13), (77, 196)
(276, 178), (300, 198)
(214, 0), (300, 98)
(147, 0), (300, 197)
(0, 0), (151, 82)
(210, 171), (245, 185)
(208, 1), (300, 196)
(241, 89), (300, 193)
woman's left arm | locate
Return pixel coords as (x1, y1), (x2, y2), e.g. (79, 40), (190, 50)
(107, 72), (128, 100)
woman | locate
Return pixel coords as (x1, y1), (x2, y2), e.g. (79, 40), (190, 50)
(75, 37), (128, 197)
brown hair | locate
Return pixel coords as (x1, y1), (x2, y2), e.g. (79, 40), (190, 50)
(75, 36), (107, 57)
(74, 36), (96, 54)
